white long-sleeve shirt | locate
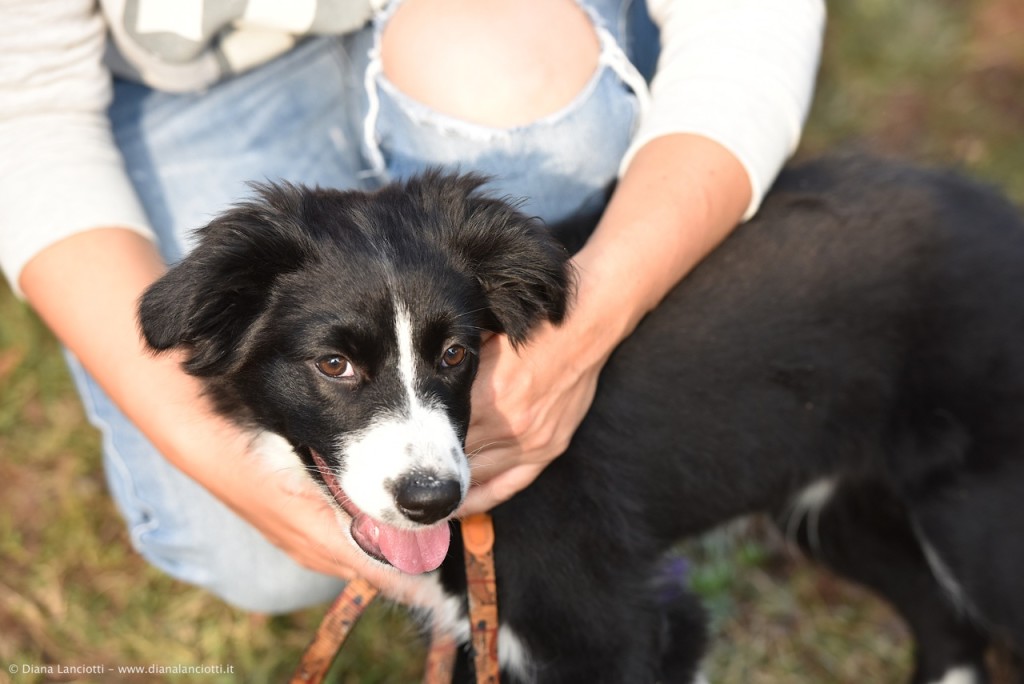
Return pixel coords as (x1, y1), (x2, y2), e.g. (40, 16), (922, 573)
(0, 0), (825, 295)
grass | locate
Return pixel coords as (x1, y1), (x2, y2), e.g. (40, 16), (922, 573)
(2, 1), (1022, 682)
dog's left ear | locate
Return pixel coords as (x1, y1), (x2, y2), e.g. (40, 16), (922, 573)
(412, 173), (576, 345)
(138, 183), (316, 376)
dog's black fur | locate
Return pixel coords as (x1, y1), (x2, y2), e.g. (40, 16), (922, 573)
(140, 156), (1024, 683)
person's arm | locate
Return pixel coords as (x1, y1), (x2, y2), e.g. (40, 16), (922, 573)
(19, 229), (419, 593)
(4, 1), (413, 596)
(459, 0), (826, 513)
(0, 0), (153, 291)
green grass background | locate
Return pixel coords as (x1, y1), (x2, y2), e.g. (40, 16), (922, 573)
(2, 2), (1022, 682)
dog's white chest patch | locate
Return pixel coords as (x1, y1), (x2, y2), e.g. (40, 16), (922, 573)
(411, 574), (534, 683)
(498, 624), (533, 681)
(929, 666), (980, 684)
(783, 476), (837, 554)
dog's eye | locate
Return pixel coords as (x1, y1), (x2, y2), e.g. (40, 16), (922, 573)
(440, 345), (467, 369)
(315, 355), (354, 379)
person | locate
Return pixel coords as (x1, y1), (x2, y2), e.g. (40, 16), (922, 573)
(0, 0), (825, 611)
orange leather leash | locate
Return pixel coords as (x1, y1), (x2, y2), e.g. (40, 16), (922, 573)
(290, 577), (379, 684)
(290, 513), (499, 684)
(461, 513), (500, 684)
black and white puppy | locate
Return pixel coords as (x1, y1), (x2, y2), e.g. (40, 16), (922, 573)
(140, 157), (1024, 683)
(140, 174), (569, 576)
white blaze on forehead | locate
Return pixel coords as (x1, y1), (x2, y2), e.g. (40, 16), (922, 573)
(394, 302), (421, 413)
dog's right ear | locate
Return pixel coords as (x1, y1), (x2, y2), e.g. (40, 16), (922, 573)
(138, 183), (316, 377)
(405, 173), (577, 346)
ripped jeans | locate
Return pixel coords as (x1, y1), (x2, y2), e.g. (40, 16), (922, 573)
(68, 0), (658, 612)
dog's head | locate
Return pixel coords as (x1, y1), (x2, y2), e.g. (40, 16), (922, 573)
(138, 173), (572, 573)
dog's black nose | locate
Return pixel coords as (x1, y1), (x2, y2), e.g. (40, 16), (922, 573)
(393, 474), (462, 524)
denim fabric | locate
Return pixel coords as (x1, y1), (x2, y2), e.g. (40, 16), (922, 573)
(359, 0), (655, 221)
(70, 0), (658, 613)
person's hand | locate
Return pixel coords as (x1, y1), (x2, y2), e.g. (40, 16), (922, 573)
(459, 317), (609, 514)
(170, 412), (363, 580)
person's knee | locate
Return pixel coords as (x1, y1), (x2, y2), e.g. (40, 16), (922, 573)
(121, 488), (345, 614)
(138, 535), (345, 614)
(380, 0), (600, 128)
(204, 567), (345, 614)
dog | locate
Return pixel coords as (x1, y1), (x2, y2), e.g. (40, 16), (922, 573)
(139, 156), (1024, 683)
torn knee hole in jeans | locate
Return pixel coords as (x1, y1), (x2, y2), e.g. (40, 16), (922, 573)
(360, 0), (650, 179)
(379, 0), (599, 126)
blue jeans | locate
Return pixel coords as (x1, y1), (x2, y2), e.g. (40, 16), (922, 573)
(69, 0), (658, 613)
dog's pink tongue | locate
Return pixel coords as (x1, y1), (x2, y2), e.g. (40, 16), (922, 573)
(359, 516), (451, 574)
